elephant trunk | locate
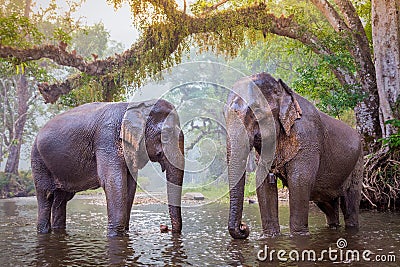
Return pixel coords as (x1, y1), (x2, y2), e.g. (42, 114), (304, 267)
(164, 131), (184, 234)
(226, 116), (251, 239)
(166, 164), (183, 233)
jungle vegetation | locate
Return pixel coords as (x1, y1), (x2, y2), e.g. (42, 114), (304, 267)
(0, 0), (398, 209)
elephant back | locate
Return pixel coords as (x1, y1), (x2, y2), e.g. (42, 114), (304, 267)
(120, 99), (159, 170)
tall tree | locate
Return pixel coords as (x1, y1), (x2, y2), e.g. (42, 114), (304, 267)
(0, 0), (83, 174)
(0, 0), (398, 152)
(2, 0), (34, 175)
(3, 74), (30, 174)
(372, 0), (400, 138)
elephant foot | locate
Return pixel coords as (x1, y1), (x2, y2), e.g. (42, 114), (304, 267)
(37, 222), (51, 234)
(107, 231), (128, 237)
(345, 223), (359, 234)
(327, 223), (341, 230)
(52, 228), (68, 236)
(107, 226), (128, 237)
(258, 230), (280, 240)
(290, 230), (310, 237)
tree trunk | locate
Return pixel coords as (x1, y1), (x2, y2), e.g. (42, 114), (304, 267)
(310, 0), (382, 152)
(4, 74), (29, 175)
(4, 0), (32, 175)
(354, 89), (382, 152)
(335, 0), (383, 152)
(372, 0), (400, 137)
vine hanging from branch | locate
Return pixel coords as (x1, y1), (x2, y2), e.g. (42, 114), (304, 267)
(0, 2), (324, 103)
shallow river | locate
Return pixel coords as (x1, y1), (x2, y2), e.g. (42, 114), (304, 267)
(0, 195), (399, 266)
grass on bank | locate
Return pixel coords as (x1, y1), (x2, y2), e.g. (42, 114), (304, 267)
(182, 172), (284, 202)
(0, 171), (35, 198)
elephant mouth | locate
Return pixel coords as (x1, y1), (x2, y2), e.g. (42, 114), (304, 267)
(157, 153), (167, 172)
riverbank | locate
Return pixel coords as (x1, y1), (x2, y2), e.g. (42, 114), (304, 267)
(0, 178), (290, 204)
(71, 186), (290, 205)
(0, 172), (35, 198)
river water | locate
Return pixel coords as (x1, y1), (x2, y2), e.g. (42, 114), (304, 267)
(0, 195), (399, 266)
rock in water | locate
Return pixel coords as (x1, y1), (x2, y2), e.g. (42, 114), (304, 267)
(183, 192), (205, 200)
(160, 224), (169, 233)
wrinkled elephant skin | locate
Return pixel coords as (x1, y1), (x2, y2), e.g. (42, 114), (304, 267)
(225, 73), (363, 238)
(32, 100), (184, 237)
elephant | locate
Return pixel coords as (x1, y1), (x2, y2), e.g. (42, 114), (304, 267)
(224, 72), (363, 239)
(31, 99), (184, 237)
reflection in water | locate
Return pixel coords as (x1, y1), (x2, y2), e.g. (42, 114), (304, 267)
(2, 201), (18, 217)
(107, 236), (136, 266)
(34, 233), (70, 266)
(162, 235), (188, 266)
(0, 196), (399, 266)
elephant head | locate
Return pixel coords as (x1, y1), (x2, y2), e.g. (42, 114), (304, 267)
(224, 73), (302, 239)
(121, 99), (184, 234)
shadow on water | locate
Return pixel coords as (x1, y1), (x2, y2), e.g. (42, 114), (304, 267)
(0, 196), (399, 266)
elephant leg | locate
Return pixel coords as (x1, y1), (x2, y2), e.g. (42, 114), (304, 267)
(36, 189), (54, 234)
(286, 153), (319, 236)
(315, 198), (340, 229)
(51, 189), (75, 230)
(340, 190), (360, 229)
(340, 155), (362, 229)
(32, 145), (54, 234)
(125, 171), (137, 231)
(256, 169), (280, 238)
(97, 150), (128, 237)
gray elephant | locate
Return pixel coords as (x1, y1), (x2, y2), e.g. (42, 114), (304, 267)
(224, 72), (363, 238)
(31, 99), (184, 237)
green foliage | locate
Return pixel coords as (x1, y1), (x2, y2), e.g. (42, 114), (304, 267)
(0, 58), (59, 168)
(58, 75), (104, 107)
(0, 0), (83, 48)
(232, 33), (361, 122)
(339, 108), (357, 128)
(380, 120), (400, 149)
(52, 27), (73, 44)
(58, 23), (126, 106)
(233, 36), (314, 82)
(244, 172), (283, 198)
(353, 0), (372, 43)
(292, 59), (363, 118)
(77, 188), (104, 195)
(0, 0), (88, 178)
(0, 14), (44, 47)
(137, 176), (150, 191)
(71, 23), (110, 59)
(183, 181), (229, 201)
(244, 172), (257, 197)
(0, 171), (35, 198)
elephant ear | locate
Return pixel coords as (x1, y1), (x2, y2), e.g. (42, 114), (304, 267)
(278, 79), (302, 136)
(120, 99), (158, 170)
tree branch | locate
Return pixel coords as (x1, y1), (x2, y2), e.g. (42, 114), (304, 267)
(333, 0), (365, 33)
(186, 128), (225, 151)
(203, 0), (229, 13)
(1, 2), (355, 103)
(310, 0), (349, 32)
(147, 0), (180, 18)
(332, 0), (377, 94)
